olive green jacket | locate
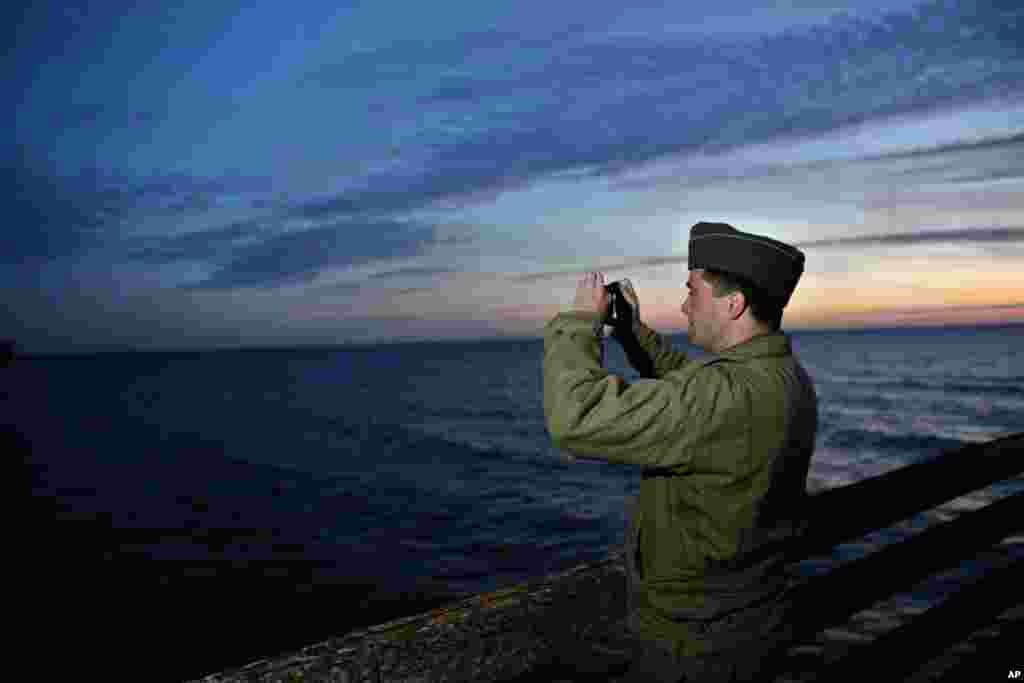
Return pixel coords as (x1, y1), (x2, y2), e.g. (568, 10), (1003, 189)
(543, 310), (818, 656)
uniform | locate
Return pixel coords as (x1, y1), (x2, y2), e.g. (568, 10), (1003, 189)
(542, 222), (817, 681)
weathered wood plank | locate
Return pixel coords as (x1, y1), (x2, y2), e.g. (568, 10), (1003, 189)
(789, 491), (1024, 639)
(806, 557), (1024, 682)
(800, 432), (1023, 556)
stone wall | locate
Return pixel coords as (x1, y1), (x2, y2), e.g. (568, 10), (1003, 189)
(192, 552), (629, 683)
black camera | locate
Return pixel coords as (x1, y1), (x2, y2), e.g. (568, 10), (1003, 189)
(603, 280), (655, 378)
(602, 280), (635, 332)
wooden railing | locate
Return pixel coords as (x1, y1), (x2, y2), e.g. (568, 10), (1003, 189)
(194, 431), (1023, 682)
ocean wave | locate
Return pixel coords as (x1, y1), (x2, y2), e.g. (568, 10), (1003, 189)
(402, 418), (551, 460)
(821, 373), (905, 387)
(898, 377), (1024, 398)
(820, 391), (896, 412)
(823, 428), (965, 457)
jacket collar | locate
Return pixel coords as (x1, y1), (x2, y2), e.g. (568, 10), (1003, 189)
(715, 331), (792, 361)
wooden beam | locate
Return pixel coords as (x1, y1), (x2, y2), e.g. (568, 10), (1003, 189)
(799, 432), (1023, 557)
(789, 491), (1024, 639)
(807, 558), (1024, 682)
(931, 617), (1024, 682)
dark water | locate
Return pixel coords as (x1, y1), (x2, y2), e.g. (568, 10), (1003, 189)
(8, 323), (1023, 680)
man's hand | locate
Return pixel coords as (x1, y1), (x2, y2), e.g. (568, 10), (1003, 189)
(571, 271), (610, 318)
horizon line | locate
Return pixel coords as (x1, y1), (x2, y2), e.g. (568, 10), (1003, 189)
(11, 319), (1024, 358)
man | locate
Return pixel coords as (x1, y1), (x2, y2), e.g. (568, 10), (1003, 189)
(543, 221), (818, 682)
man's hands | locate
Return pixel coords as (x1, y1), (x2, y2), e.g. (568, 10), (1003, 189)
(571, 271), (610, 318)
(569, 272), (643, 333)
(611, 279), (656, 378)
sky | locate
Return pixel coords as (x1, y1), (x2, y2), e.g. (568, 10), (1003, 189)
(6, 0), (1024, 352)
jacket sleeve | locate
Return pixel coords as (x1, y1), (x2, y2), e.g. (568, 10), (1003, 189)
(632, 321), (692, 378)
(543, 311), (743, 468)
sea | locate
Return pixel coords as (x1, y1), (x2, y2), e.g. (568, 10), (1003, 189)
(8, 322), (1023, 681)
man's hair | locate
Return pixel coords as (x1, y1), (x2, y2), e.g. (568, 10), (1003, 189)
(701, 268), (784, 331)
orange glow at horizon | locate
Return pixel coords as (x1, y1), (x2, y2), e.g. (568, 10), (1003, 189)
(315, 250), (1024, 341)
(493, 258), (1024, 334)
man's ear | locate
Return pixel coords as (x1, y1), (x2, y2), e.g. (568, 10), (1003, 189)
(729, 291), (748, 320)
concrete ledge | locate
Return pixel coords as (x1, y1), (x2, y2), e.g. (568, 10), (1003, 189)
(189, 546), (1021, 682)
(193, 552), (629, 683)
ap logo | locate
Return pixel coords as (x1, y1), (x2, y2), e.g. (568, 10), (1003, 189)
(1009, 671), (1022, 679)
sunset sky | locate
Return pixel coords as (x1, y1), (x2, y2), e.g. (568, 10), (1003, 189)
(7, 0), (1024, 352)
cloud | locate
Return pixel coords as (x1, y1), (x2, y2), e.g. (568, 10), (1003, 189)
(0, 269), (322, 354)
(313, 266), (460, 293)
(2, 150), (110, 270)
(290, 0), (1024, 221)
(40, 103), (162, 132)
(11, 0), (1024, 313)
(797, 226), (1024, 249)
(107, 170), (275, 216)
(22, 0), (1022, 290)
(882, 302), (1024, 316)
(298, 18), (604, 92)
(607, 103), (1024, 195)
(866, 131), (1024, 164)
(4, 149), (484, 292)
(289, 164), (545, 220)
(317, 281), (367, 293)
(179, 219), (451, 291)
(508, 256), (687, 283)
(368, 266), (459, 280)
(122, 220), (265, 265)
(498, 226), (1024, 284)
(5, 160), (278, 267)
(949, 168), (1024, 185)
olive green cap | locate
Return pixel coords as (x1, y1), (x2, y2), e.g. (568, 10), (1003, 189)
(687, 222), (805, 307)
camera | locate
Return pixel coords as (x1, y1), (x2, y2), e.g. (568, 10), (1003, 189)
(603, 279), (655, 378)
(603, 280), (635, 332)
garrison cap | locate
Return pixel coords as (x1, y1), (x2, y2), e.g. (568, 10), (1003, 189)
(687, 222), (805, 308)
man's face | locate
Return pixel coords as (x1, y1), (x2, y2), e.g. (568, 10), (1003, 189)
(680, 269), (730, 350)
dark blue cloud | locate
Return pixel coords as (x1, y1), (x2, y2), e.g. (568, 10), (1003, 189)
(32, 103), (163, 133)
(4, 157), (278, 262)
(8, 0), (256, 182)
(460, 0), (1021, 171)
(123, 220), (262, 265)
(290, 165), (536, 221)
(289, 0), (1024, 223)
(2, 150), (109, 269)
(2, 150), (290, 287)
(8, 0), (1023, 299)
(179, 220), (452, 291)
(109, 171), (274, 218)
(3, 147), (479, 291)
